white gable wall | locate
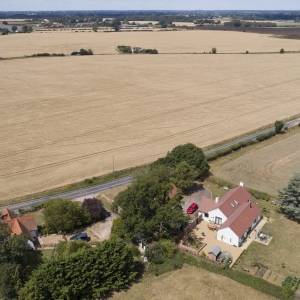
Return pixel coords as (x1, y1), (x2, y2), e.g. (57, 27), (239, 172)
(217, 227), (239, 246)
(200, 208), (227, 224)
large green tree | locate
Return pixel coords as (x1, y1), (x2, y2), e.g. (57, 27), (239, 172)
(43, 199), (90, 233)
(0, 223), (42, 300)
(279, 173), (300, 220)
(19, 238), (136, 300)
(112, 166), (188, 241)
(153, 143), (210, 179)
(170, 161), (198, 193)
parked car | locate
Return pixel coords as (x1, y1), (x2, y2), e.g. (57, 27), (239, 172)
(173, 205), (183, 211)
(186, 203), (199, 214)
(69, 232), (89, 242)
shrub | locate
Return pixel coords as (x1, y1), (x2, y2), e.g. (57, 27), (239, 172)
(275, 120), (284, 134)
(246, 50), (249, 54)
(82, 198), (104, 221)
(212, 47), (217, 54)
(84, 178), (93, 184)
(256, 131), (275, 142)
(280, 48), (285, 54)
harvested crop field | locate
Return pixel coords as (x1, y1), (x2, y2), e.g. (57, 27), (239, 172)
(2, 30), (300, 57)
(211, 130), (300, 195)
(1, 53), (300, 201)
(112, 264), (276, 300)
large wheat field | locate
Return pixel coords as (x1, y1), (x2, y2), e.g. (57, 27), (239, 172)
(1, 49), (300, 201)
(1, 30), (300, 57)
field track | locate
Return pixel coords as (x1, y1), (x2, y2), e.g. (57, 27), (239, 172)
(1, 53), (300, 200)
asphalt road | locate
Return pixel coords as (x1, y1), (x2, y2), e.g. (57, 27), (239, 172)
(1, 176), (133, 211)
(2, 118), (299, 211)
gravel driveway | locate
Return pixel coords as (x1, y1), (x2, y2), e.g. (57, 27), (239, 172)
(182, 183), (212, 213)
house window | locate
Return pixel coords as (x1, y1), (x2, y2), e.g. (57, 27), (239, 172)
(215, 217), (222, 225)
(204, 213), (209, 218)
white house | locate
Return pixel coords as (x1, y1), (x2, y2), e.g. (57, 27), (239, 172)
(198, 184), (262, 246)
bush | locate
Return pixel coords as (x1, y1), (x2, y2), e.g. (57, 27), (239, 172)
(256, 131), (275, 142)
(147, 251), (184, 276)
(246, 50), (249, 54)
(71, 48), (93, 56)
(117, 45), (132, 53)
(84, 178), (93, 184)
(82, 198), (104, 222)
(275, 120), (284, 134)
(280, 48), (285, 54)
(43, 199), (90, 233)
(212, 47), (217, 54)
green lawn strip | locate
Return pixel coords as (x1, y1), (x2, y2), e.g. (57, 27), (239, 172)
(183, 253), (288, 299)
(3, 166), (146, 208)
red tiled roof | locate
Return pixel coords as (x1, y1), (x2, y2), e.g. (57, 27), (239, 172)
(198, 197), (218, 213)
(218, 186), (252, 218)
(198, 186), (252, 218)
(1, 208), (17, 221)
(2, 210), (37, 241)
(17, 214), (38, 231)
(218, 202), (262, 238)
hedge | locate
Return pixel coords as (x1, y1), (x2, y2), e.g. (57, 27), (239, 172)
(206, 140), (257, 161)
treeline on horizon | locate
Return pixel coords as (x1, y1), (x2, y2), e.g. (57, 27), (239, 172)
(1, 10), (300, 23)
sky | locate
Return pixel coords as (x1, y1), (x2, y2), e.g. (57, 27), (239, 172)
(1, 0), (300, 11)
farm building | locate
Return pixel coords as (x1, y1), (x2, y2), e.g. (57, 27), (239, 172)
(198, 184), (262, 247)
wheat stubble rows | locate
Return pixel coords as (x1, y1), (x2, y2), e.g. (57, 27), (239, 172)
(1, 54), (300, 200)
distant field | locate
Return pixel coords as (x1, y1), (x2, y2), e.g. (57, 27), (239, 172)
(1, 54), (300, 201)
(1, 30), (300, 57)
(113, 264), (276, 300)
(211, 128), (300, 195)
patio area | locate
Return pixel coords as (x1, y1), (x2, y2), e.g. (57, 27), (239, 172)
(194, 221), (244, 267)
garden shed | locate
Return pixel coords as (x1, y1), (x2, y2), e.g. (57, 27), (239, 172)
(207, 245), (221, 261)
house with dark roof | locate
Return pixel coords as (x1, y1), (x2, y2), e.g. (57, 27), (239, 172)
(198, 183), (262, 246)
(1, 208), (38, 243)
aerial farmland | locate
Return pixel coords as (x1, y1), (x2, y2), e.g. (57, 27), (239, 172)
(1, 30), (300, 201)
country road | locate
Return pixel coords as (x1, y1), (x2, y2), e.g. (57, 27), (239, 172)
(1, 118), (299, 211)
(0, 176), (133, 211)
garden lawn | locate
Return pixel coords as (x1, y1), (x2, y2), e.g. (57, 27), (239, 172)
(236, 199), (300, 277)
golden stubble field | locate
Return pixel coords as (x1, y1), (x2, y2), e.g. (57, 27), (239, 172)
(1, 30), (300, 57)
(211, 130), (300, 195)
(1, 53), (300, 201)
(112, 264), (276, 300)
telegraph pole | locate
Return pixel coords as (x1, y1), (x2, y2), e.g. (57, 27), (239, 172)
(113, 156), (114, 173)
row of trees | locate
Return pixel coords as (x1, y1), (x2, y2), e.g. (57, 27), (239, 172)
(71, 48), (93, 55)
(1, 25), (32, 35)
(112, 143), (210, 242)
(19, 238), (136, 299)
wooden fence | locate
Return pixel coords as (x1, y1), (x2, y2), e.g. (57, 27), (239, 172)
(175, 214), (203, 243)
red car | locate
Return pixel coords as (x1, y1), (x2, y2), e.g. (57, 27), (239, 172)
(186, 203), (199, 214)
